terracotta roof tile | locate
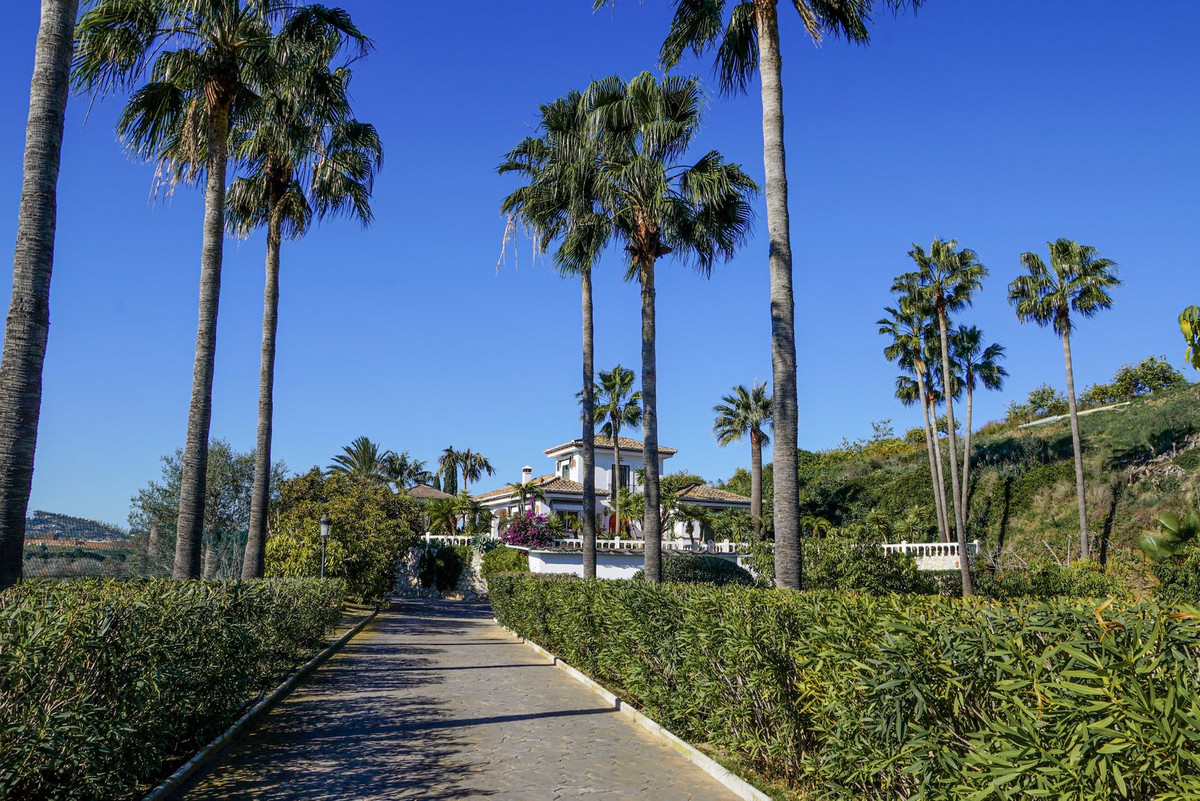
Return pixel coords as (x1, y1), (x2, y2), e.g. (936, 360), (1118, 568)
(474, 473), (585, 503)
(544, 436), (677, 456)
(677, 484), (751, 504)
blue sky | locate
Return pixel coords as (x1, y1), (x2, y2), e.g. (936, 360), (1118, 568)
(1, 1), (1196, 527)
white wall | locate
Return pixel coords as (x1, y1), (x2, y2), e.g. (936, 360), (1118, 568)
(527, 549), (748, 580)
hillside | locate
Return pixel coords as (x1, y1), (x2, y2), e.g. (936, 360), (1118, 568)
(723, 384), (1200, 566)
(26, 510), (130, 542)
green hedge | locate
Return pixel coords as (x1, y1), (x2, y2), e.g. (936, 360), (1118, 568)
(0, 578), (346, 800)
(480, 545), (528, 579)
(490, 574), (1200, 799)
(635, 554), (754, 586)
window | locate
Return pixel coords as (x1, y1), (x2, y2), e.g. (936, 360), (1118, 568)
(620, 465), (631, 487)
(561, 463), (570, 479)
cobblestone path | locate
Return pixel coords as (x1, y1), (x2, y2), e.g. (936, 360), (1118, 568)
(174, 598), (739, 800)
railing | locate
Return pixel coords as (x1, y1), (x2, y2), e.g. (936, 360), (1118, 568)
(422, 533), (749, 554)
(880, 540), (980, 559)
(422, 534), (474, 547)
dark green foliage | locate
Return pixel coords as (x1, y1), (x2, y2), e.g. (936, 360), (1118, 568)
(1174, 449), (1200, 472)
(1006, 383), (1068, 423)
(491, 574), (1200, 799)
(805, 536), (934, 595)
(0, 578), (345, 800)
(1153, 547), (1200, 603)
(974, 559), (1129, 601)
(636, 554), (754, 586)
(416, 544), (468, 592)
(479, 546), (529, 579)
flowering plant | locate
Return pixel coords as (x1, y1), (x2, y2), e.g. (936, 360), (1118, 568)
(500, 511), (558, 549)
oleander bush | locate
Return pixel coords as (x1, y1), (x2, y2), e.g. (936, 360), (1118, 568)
(974, 558), (1130, 601)
(804, 535), (935, 595)
(479, 545), (528, 579)
(490, 574), (1200, 799)
(0, 578), (345, 800)
(634, 554), (754, 586)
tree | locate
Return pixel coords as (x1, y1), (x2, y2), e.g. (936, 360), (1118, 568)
(1181, 307), (1200, 370)
(712, 382), (772, 538)
(500, 89), (609, 579)
(951, 325), (1006, 523)
(457, 449), (495, 493)
(382, 451), (432, 491)
(585, 72), (757, 582)
(505, 480), (548, 515)
(1006, 383), (1068, 423)
(591, 364), (642, 514)
(74, 1), (367, 579)
(901, 239), (985, 595)
(437, 447), (459, 496)
(327, 436), (390, 483)
(651, 0), (923, 591)
(881, 298), (950, 544)
(1010, 238), (1120, 560)
(0, 0), (79, 591)
(228, 43), (381, 580)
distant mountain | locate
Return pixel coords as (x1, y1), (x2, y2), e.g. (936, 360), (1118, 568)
(26, 510), (130, 542)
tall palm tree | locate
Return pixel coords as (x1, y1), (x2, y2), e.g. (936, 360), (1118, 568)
(230, 50), (381, 580)
(592, 365), (642, 506)
(584, 72), (757, 582)
(73, 1), (367, 579)
(951, 325), (1007, 521)
(327, 436), (390, 483)
(649, 0), (923, 591)
(1010, 239), (1119, 560)
(713, 382), (772, 538)
(901, 239), (985, 595)
(437, 447), (459, 496)
(0, 0), (79, 591)
(880, 299), (949, 543)
(458, 449), (495, 493)
(505, 480), (548, 515)
(500, 89), (609, 579)
(382, 451), (431, 491)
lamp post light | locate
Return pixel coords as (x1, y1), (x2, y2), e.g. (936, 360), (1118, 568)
(319, 513), (332, 579)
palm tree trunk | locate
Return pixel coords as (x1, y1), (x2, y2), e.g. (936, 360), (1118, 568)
(202, 535), (218, 579)
(750, 430), (763, 539)
(755, 1), (800, 591)
(639, 257), (662, 582)
(928, 397), (951, 543)
(580, 269), (597, 579)
(936, 308), (972, 595)
(173, 96), (232, 580)
(961, 381), (974, 536)
(612, 424), (622, 533)
(242, 201), (283, 579)
(0, 0), (78, 592)
(1062, 326), (1090, 559)
(916, 372), (948, 543)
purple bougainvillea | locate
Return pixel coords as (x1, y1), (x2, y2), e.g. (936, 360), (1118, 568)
(500, 511), (558, 549)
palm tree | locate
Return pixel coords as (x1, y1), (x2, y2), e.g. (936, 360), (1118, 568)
(505, 480), (548, 515)
(592, 365), (642, 507)
(650, 0), (923, 591)
(0, 0), (79, 591)
(881, 298), (950, 543)
(73, 1), (368, 579)
(712, 382), (772, 539)
(382, 451), (432, 491)
(900, 239), (985, 595)
(1010, 239), (1120, 560)
(230, 50), (381, 580)
(500, 89), (609, 579)
(458, 449), (495, 493)
(426, 497), (459, 536)
(951, 325), (1007, 522)
(585, 72), (757, 582)
(437, 447), (459, 496)
(327, 436), (390, 483)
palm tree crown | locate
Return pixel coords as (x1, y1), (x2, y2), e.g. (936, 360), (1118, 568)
(328, 436), (389, 483)
(593, 365), (642, 440)
(953, 326), (1007, 395)
(713, 382), (772, 448)
(1009, 239), (1120, 335)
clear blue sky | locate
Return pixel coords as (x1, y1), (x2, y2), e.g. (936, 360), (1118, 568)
(1, 2), (1196, 527)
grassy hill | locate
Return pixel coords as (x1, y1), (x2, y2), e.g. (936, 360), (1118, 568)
(25, 510), (130, 542)
(724, 384), (1200, 568)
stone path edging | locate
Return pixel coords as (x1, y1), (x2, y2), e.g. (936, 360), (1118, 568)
(141, 608), (379, 801)
(493, 618), (771, 801)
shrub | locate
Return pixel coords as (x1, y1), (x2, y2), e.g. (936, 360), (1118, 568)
(500, 510), (558, 548)
(804, 535), (935, 595)
(1153, 546), (1200, 603)
(416, 543), (468, 592)
(635, 554), (754, 586)
(490, 574), (1200, 799)
(975, 559), (1129, 601)
(1174, 448), (1200, 472)
(480, 545), (528, 579)
(0, 578), (344, 800)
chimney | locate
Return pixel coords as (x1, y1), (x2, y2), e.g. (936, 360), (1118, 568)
(521, 465), (533, 485)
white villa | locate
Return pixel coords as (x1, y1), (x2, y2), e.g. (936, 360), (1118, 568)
(473, 436), (752, 541)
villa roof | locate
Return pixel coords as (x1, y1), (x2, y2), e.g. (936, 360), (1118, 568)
(406, 484), (452, 500)
(544, 436), (677, 456)
(474, 473), (584, 503)
(676, 484), (751, 505)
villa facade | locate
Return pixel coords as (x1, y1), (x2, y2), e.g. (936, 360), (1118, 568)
(473, 436), (751, 540)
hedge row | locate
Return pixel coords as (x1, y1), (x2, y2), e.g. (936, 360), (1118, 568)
(0, 578), (346, 800)
(490, 574), (1200, 799)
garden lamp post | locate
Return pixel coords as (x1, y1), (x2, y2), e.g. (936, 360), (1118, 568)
(319, 513), (332, 579)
